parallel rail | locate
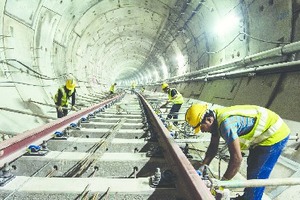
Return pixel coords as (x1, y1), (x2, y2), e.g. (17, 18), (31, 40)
(0, 93), (214, 200)
(0, 94), (123, 168)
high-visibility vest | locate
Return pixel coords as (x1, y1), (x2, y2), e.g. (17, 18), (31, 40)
(54, 86), (74, 106)
(110, 84), (115, 93)
(215, 105), (290, 150)
(131, 83), (136, 89)
(168, 88), (184, 104)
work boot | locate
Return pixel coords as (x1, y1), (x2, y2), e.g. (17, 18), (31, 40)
(230, 194), (245, 200)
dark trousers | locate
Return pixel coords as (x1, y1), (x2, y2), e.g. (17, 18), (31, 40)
(56, 106), (68, 118)
(167, 104), (182, 126)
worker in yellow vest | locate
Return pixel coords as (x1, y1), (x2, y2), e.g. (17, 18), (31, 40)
(131, 82), (136, 94)
(54, 77), (77, 118)
(109, 83), (117, 94)
(185, 104), (290, 200)
(160, 83), (184, 126)
(141, 86), (145, 93)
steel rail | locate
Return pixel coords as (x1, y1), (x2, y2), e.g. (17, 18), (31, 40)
(138, 93), (214, 200)
(0, 94), (123, 168)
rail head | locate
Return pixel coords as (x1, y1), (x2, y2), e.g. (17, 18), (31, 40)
(138, 93), (215, 200)
(0, 95), (123, 168)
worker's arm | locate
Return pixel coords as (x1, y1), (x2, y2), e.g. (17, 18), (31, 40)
(222, 137), (243, 180)
(161, 89), (176, 108)
(71, 89), (76, 106)
(202, 133), (220, 166)
(160, 100), (170, 108)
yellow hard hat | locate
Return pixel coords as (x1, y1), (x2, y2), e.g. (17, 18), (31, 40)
(66, 78), (76, 90)
(161, 83), (169, 90)
(185, 104), (208, 134)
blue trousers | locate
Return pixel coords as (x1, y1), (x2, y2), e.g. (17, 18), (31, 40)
(167, 104), (182, 125)
(243, 135), (289, 200)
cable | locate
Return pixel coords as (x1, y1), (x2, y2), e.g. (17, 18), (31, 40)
(0, 81), (52, 87)
(241, 31), (290, 44)
(0, 59), (88, 84)
(206, 33), (242, 54)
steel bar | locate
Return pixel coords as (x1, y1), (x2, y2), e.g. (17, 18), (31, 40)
(216, 178), (300, 188)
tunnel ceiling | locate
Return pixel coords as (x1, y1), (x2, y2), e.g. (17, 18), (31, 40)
(73, 0), (181, 84)
(2, 0), (243, 86)
(1, 0), (293, 88)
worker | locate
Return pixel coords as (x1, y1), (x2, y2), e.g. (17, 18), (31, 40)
(141, 86), (145, 93)
(109, 83), (117, 94)
(54, 77), (77, 118)
(131, 82), (136, 94)
(185, 104), (290, 200)
(160, 83), (184, 126)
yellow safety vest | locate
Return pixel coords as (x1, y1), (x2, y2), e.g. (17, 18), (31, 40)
(110, 84), (115, 93)
(168, 88), (184, 104)
(215, 105), (290, 150)
(54, 86), (74, 106)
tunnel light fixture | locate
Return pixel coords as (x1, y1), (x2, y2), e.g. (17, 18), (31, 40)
(176, 54), (185, 67)
(214, 13), (239, 36)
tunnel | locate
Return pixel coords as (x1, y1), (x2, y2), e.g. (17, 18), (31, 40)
(0, 0), (300, 199)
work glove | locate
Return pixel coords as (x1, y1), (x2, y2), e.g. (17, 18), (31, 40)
(71, 106), (77, 111)
(198, 164), (206, 173)
(57, 106), (63, 112)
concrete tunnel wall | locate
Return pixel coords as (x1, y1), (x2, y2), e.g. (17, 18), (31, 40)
(0, 0), (299, 137)
(149, 70), (300, 122)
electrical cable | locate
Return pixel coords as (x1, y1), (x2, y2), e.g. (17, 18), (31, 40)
(241, 31), (290, 44)
(0, 81), (52, 87)
(0, 59), (88, 84)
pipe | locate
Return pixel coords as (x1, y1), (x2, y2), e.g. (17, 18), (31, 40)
(216, 178), (300, 188)
(167, 40), (300, 82)
(175, 139), (211, 143)
(187, 60), (300, 83)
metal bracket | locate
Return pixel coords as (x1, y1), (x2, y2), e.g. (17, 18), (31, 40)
(146, 145), (163, 157)
(0, 164), (15, 186)
(149, 168), (176, 188)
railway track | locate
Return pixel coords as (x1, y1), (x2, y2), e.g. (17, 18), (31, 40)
(0, 93), (213, 200)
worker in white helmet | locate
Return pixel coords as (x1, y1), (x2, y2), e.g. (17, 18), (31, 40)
(54, 76), (77, 118)
(160, 83), (184, 126)
(185, 104), (290, 200)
